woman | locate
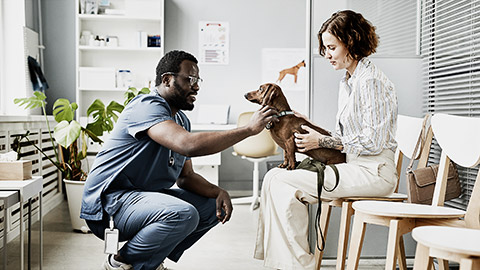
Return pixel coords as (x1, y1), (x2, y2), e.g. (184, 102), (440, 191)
(254, 10), (398, 270)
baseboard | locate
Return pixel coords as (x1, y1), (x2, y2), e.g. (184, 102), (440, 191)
(228, 190), (252, 198)
(319, 257), (415, 267)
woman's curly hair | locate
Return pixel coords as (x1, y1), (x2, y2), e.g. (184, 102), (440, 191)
(318, 10), (378, 60)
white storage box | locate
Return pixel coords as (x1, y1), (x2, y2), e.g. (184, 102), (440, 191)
(125, 0), (162, 19)
(79, 67), (116, 89)
(196, 105), (230, 124)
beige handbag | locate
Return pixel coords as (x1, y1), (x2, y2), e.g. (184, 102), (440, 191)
(406, 115), (461, 204)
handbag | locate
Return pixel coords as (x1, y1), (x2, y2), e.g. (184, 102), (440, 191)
(405, 115), (461, 205)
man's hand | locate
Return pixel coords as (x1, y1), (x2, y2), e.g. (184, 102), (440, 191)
(246, 106), (279, 134)
(216, 189), (233, 224)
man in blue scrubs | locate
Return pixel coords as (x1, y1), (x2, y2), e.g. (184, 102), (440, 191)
(81, 50), (278, 270)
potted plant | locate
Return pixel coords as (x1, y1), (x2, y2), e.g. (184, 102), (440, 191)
(14, 91), (124, 232)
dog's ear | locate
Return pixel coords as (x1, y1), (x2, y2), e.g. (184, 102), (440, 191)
(262, 87), (277, 106)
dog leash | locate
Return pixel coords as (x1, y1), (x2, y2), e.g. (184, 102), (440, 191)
(266, 110), (295, 129)
(296, 158), (340, 251)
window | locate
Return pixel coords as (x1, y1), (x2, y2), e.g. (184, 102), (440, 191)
(421, 0), (480, 209)
(347, 0), (418, 57)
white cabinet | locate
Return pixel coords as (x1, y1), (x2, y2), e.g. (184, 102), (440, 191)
(75, 0), (164, 118)
(192, 153), (221, 186)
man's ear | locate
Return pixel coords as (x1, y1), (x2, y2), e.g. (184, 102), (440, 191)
(162, 74), (172, 87)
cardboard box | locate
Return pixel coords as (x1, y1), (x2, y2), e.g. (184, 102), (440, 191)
(0, 160), (33, 180)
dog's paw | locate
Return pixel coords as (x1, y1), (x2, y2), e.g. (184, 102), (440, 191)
(286, 164), (296, 170)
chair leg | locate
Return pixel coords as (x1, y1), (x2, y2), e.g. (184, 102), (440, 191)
(346, 212), (367, 270)
(396, 235), (407, 270)
(251, 161), (260, 211)
(385, 219), (403, 270)
(460, 258), (480, 270)
(437, 259), (449, 270)
(413, 243), (432, 270)
(315, 201), (332, 270)
(336, 201), (354, 270)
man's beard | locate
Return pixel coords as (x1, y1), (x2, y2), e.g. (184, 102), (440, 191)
(169, 81), (194, 111)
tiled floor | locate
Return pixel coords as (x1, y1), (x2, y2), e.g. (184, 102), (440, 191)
(5, 200), (387, 269)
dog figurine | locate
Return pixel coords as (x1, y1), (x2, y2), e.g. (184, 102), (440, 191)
(276, 60), (305, 84)
(245, 83), (346, 170)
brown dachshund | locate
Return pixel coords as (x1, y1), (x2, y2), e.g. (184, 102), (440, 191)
(276, 60), (305, 84)
(245, 83), (346, 170)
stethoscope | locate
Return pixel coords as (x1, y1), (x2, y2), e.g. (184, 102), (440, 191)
(168, 113), (185, 167)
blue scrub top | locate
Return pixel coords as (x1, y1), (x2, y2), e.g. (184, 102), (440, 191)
(80, 92), (191, 221)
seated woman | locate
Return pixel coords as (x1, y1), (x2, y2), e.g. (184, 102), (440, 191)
(254, 10), (398, 270)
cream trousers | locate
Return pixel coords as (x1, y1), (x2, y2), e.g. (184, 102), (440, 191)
(254, 149), (397, 270)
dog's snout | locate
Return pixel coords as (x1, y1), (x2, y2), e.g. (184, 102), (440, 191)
(244, 93), (249, 99)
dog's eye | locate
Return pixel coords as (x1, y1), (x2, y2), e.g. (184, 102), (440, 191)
(259, 87), (264, 92)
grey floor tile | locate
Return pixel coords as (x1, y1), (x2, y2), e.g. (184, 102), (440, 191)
(4, 200), (388, 269)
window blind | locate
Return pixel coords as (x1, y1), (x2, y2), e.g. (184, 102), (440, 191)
(347, 0), (418, 57)
(421, 0), (480, 209)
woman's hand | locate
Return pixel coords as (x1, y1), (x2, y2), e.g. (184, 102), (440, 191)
(296, 125), (344, 151)
(294, 125), (324, 152)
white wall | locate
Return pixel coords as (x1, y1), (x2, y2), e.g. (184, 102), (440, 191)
(165, 0), (306, 124)
(165, 0), (307, 190)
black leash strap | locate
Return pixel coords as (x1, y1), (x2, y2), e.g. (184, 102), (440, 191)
(296, 158), (340, 251)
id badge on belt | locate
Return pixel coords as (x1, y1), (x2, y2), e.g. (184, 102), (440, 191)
(104, 216), (119, 255)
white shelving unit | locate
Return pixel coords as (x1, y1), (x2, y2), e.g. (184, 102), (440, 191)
(75, 0), (164, 120)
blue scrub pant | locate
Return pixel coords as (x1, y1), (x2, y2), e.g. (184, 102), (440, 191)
(86, 188), (219, 270)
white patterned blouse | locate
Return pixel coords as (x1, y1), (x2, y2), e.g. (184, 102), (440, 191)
(334, 58), (398, 156)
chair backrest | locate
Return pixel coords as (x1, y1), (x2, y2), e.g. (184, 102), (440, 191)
(431, 113), (480, 228)
(233, 112), (278, 158)
(394, 114), (433, 192)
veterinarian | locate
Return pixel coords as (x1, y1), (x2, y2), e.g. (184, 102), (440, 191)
(81, 50), (278, 270)
(254, 10), (398, 270)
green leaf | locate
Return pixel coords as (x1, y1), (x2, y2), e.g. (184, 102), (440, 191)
(86, 99), (124, 137)
(106, 101), (124, 123)
(14, 91), (47, 110)
(139, 87), (151, 95)
(53, 99), (77, 123)
(82, 127), (103, 144)
(54, 120), (82, 148)
(123, 87), (151, 106)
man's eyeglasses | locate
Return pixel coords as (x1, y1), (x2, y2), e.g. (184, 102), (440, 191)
(161, 72), (203, 87)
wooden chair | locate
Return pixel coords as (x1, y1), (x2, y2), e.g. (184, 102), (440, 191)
(345, 113), (480, 270)
(412, 226), (480, 270)
(411, 113), (480, 270)
(314, 114), (433, 270)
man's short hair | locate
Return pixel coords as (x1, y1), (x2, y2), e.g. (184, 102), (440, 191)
(155, 50), (198, 86)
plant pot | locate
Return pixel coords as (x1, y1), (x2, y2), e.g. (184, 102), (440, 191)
(63, 179), (90, 233)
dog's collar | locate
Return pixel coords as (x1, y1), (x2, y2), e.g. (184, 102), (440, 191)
(266, 111), (294, 130)
(276, 111), (294, 118)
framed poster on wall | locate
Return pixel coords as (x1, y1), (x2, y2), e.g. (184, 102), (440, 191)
(198, 21), (229, 65)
